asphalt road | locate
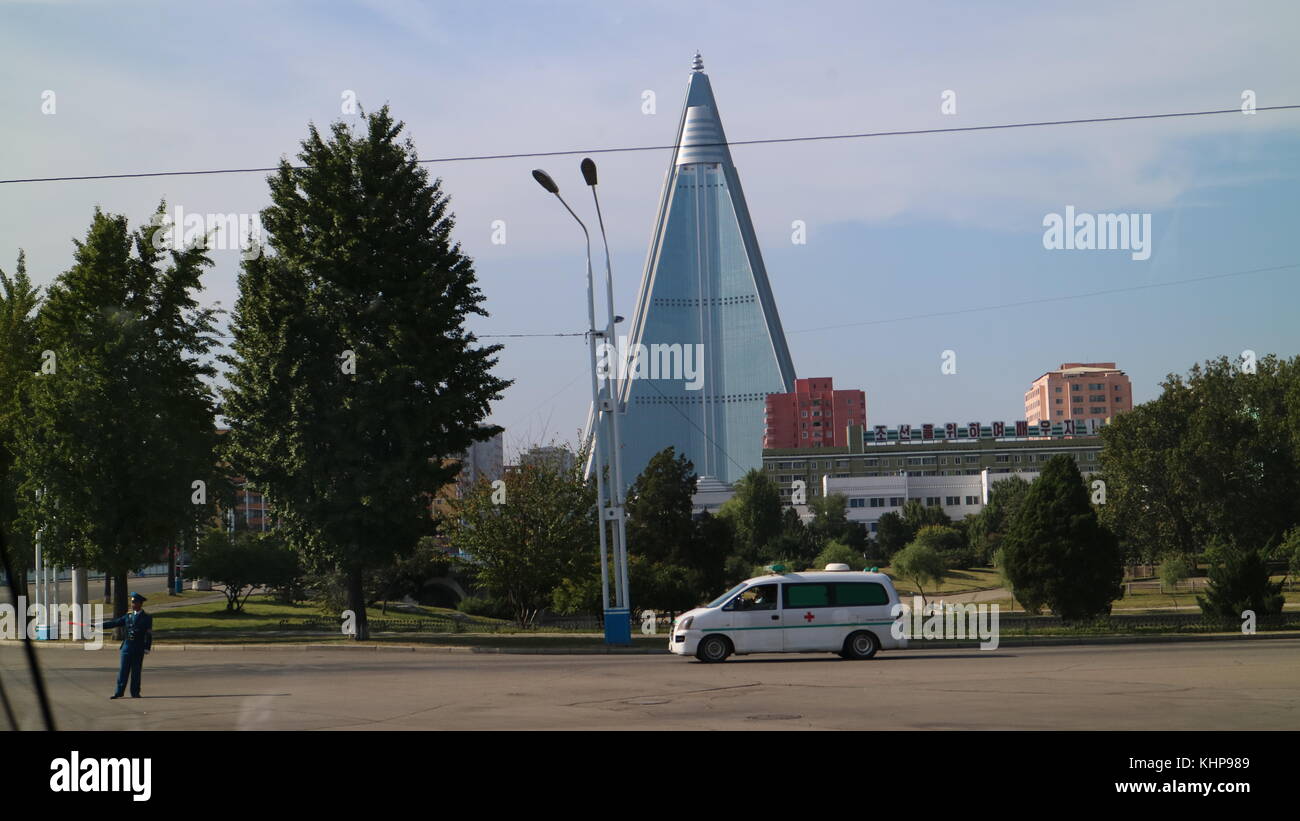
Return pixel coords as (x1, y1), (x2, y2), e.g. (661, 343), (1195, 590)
(3, 638), (1298, 730)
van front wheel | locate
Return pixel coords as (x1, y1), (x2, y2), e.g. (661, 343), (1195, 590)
(841, 630), (880, 660)
(696, 635), (732, 663)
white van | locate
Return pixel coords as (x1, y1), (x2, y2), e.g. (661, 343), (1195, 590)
(668, 564), (906, 662)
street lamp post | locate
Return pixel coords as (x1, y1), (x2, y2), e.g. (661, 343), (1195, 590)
(532, 164), (631, 644)
(581, 158), (632, 638)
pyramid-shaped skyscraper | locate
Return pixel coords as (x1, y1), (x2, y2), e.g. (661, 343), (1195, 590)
(616, 54), (796, 486)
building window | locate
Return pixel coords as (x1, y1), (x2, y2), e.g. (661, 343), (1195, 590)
(870, 497), (885, 508)
(889, 497), (904, 507)
(1056, 410), (1064, 416)
(801, 410), (808, 417)
(925, 496), (941, 506)
(965, 495), (979, 505)
(995, 454), (1009, 462)
(1071, 384), (1080, 391)
(801, 432), (808, 438)
(849, 498), (866, 508)
(1090, 407), (1105, 414)
(1054, 386), (1062, 393)
(945, 496), (960, 506)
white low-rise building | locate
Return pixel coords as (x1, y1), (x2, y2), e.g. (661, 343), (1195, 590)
(819, 467), (1098, 534)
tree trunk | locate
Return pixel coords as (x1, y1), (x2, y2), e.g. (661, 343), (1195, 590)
(347, 566), (368, 641)
(103, 574), (112, 604)
(167, 544), (176, 596)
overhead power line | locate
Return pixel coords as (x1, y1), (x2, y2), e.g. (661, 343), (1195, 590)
(459, 262), (1298, 340)
(3, 104), (1296, 186)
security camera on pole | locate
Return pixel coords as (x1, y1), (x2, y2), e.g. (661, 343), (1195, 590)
(531, 160), (632, 645)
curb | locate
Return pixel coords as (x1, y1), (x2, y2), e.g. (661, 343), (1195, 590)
(6, 631), (1299, 654)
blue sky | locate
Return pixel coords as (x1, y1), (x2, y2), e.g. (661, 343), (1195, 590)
(2, 0), (1298, 460)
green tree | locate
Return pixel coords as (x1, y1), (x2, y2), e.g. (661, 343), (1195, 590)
(717, 469), (783, 563)
(1280, 526), (1300, 589)
(221, 107), (509, 640)
(1100, 354), (1300, 562)
(912, 524), (972, 569)
(814, 540), (866, 571)
(625, 447), (698, 567)
(767, 506), (814, 565)
(0, 252), (40, 591)
(874, 511), (911, 559)
(889, 541), (946, 604)
(1159, 555), (1192, 594)
(1000, 454), (1123, 619)
(17, 208), (219, 622)
(902, 499), (951, 531)
(448, 460), (595, 627)
(1196, 538), (1284, 620)
(967, 475), (1031, 565)
(190, 529), (301, 612)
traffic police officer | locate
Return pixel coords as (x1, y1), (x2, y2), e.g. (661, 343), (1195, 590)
(99, 592), (154, 699)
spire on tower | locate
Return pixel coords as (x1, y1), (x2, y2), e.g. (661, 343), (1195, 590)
(691, 52), (704, 72)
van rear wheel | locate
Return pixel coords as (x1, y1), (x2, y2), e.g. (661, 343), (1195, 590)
(696, 635), (731, 663)
(841, 630), (880, 660)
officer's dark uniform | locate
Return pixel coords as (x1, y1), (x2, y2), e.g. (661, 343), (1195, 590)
(101, 593), (153, 699)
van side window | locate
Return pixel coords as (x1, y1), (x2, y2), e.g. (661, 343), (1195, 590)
(730, 583), (779, 611)
(834, 582), (889, 606)
(784, 583), (831, 608)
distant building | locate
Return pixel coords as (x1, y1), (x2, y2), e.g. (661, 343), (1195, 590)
(518, 445), (576, 473)
(692, 476), (735, 516)
(764, 377), (866, 449)
(431, 427), (505, 518)
(764, 420), (1104, 532)
(1025, 362), (1132, 425)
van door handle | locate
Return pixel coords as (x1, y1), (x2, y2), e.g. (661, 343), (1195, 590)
(770, 615), (779, 621)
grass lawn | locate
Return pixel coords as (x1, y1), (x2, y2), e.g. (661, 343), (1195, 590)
(882, 565), (1003, 596)
(151, 594), (512, 635)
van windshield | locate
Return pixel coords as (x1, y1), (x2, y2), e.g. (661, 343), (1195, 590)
(706, 582), (748, 609)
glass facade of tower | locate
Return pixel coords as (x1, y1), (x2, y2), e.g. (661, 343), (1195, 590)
(617, 60), (796, 486)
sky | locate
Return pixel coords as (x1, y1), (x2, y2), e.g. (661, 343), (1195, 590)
(2, 0), (1298, 462)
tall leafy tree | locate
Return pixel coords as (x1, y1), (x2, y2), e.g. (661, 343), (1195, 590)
(717, 469), (783, 563)
(1000, 454), (1123, 618)
(1100, 354), (1300, 561)
(966, 475), (1030, 564)
(0, 252), (41, 589)
(625, 447), (698, 567)
(221, 107), (509, 639)
(17, 208), (219, 620)
(874, 511), (911, 559)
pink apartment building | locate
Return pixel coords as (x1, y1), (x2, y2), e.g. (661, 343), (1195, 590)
(1025, 362), (1132, 425)
(764, 377), (866, 449)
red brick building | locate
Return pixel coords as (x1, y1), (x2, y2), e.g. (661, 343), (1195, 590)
(764, 377), (866, 449)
